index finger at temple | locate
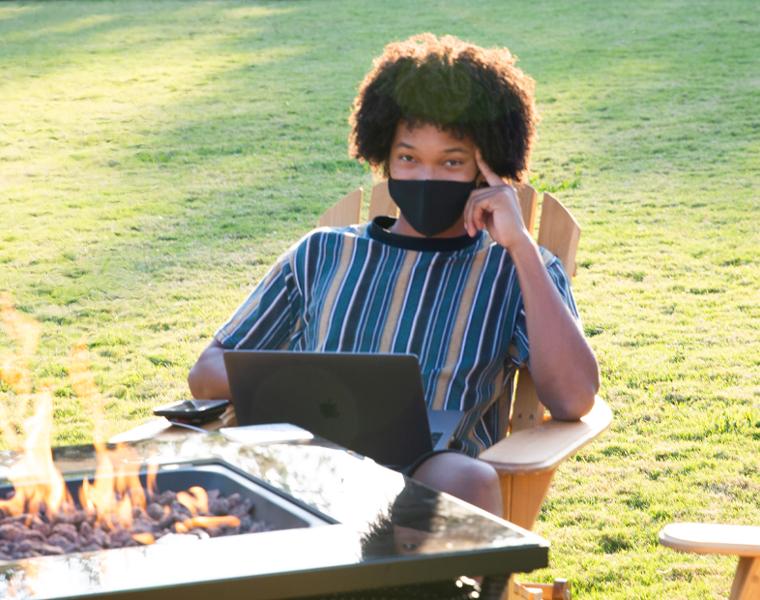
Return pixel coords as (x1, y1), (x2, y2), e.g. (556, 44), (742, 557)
(475, 150), (503, 187)
(464, 193), (478, 236)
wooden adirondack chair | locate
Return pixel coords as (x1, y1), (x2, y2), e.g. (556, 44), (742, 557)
(660, 523), (760, 600)
(114, 179), (612, 599)
(319, 180), (612, 600)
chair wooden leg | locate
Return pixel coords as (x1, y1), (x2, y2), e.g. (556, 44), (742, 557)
(505, 575), (539, 600)
(506, 577), (570, 599)
(499, 470), (556, 531)
(499, 471), (561, 600)
(730, 557), (760, 600)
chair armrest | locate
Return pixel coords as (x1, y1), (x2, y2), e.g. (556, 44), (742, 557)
(659, 523), (760, 557)
(479, 396), (612, 475)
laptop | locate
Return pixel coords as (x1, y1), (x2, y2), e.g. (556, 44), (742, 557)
(223, 350), (464, 468)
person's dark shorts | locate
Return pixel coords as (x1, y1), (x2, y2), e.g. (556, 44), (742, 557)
(392, 448), (463, 477)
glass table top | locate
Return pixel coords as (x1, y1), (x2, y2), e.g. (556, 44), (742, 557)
(0, 429), (549, 599)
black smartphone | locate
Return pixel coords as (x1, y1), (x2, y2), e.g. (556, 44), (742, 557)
(153, 399), (229, 424)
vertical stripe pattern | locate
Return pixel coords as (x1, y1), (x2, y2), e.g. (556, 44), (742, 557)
(215, 223), (580, 457)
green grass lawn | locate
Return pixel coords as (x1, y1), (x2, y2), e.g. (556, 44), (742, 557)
(1, 0), (758, 597)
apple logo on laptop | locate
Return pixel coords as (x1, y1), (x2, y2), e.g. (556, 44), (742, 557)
(319, 398), (339, 419)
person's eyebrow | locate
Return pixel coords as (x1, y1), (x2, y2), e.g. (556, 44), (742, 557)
(394, 142), (470, 153)
(442, 147), (470, 154)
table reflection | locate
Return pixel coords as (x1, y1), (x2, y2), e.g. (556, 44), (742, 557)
(0, 432), (547, 599)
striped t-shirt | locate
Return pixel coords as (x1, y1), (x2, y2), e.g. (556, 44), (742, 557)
(216, 216), (580, 457)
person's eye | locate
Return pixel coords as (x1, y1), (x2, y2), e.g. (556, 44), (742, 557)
(398, 154), (415, 162)
(445, 159), (464, 167)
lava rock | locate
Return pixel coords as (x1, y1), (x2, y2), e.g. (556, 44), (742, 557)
(0, 523), (25, 541)
(146, 503), (164, 521)
(52, 523), (78, 543)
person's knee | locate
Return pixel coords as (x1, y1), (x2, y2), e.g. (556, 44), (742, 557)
(449, 456), (497, 489)
(457, 459), (501, 506)
(470, 459), (500, 492)
(411, 453), (502, 516)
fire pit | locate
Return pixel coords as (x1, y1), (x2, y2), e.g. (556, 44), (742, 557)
(0, 460), (328, 560)
(0, 431), (549, 599)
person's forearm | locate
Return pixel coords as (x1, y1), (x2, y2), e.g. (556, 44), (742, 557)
(188, 344), (231, 399)
(509, 235), (599, 420)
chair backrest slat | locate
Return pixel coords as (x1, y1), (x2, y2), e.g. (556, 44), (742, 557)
(509, 191), (582, 434)
(368, 181), (398, 220)
(318, 187), (363, 227)
(514, 182), (538, 235)
(536, 192), (581, 277)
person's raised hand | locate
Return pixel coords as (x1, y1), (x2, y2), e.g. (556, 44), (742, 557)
(464, 150), (533, 251)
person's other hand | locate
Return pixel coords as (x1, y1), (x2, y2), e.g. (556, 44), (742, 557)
(464, 150), (532, 251)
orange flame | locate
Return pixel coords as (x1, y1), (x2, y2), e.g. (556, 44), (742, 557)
(0, 392), (73, 520)
(0, 295), (71, 520)
(176, 515), (241, 533)
(146, 461), (159, 497)
(69, 341), (106, 444)
(77, 443), (147, 530)
(132, 532), (155, 545)
(0, 294), (242, 549)
(0, 292), (39, 398)
(176, 486), (209, 515)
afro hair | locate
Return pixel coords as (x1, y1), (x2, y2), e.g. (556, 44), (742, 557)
(348, 33), (538, 182)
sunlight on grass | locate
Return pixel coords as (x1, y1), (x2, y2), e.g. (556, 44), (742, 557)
(1, 39), (308, 185)
(22, 13), (117, 37)
(0, 5), (38, 21)
(224, 5), (297, 20)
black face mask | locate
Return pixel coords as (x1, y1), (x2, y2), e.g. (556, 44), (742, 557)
(387, 177), (478, 237)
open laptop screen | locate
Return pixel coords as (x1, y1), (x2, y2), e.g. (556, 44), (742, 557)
(224, 351), (437, 467)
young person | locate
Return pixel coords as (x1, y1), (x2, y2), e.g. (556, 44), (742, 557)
(188, 33), (599, 518)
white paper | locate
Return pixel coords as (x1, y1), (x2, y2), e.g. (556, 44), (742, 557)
(219, 423), (314, 445)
